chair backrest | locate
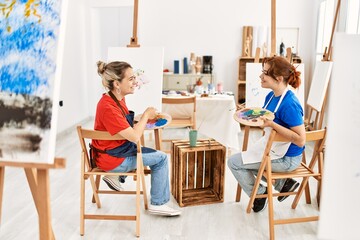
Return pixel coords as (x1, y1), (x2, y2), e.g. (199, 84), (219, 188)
(162, 95), (196, 129)
(76, 126), (142, 170)
(263, 128), (327, 161)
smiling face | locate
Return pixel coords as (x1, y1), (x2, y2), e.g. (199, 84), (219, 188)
(114, 67), (137, 97)
(259, 63), (277, 89)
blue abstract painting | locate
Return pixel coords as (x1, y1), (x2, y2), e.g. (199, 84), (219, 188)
(0, 0), (63, 163)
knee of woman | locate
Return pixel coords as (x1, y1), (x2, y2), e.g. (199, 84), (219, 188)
(227, 156), (236, 169)
(158, 152), (169, 167)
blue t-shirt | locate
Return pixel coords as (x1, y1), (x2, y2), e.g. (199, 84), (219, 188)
(263, 90), (304, 157)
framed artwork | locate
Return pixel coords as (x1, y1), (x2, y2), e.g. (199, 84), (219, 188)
(0, 0), (67, 164)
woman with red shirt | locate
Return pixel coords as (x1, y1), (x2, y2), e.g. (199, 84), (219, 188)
(92, 61), (180, 216)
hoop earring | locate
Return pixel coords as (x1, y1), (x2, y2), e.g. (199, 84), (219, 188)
(116, 88), (121, 95)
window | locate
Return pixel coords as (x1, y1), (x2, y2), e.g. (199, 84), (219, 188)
(346, 0), (360, 33)
(315, 0), (336, 61)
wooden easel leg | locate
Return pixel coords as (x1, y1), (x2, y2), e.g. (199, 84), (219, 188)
(235, 125), (249, 202)
(0, 166), (5, 225)
(235, 184), (242, 202)
(37, 169), (53, 240)
(24, 168), (55, 240)
(154, 129), (161, 151)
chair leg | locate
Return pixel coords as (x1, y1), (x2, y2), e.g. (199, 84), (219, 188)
(246, 159), (267, 213)
(316, 151), (324, 207)
(0, 167), (4, 225)
(291, 176), (310, 209)
(92, 175), (101, 203)
(235, 184), (242, 202)
(89, 175), (101, 208)
(266, 163), (275, 240)
(80, 155), (85, 236)
(302, 154), (311, 204)
(135, 170), (141, 237)
(140, 166), (148, 210)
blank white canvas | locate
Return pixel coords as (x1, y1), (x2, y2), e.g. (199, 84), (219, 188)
(245, 63), (305, 109)
(107, 47), (164, 115)
(318, 33), (360, 240)
(307, 61), (333, 111)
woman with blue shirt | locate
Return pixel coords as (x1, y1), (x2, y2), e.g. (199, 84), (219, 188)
(228, 56), (306, 213)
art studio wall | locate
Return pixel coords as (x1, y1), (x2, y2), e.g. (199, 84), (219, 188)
(57, 0), (319, 134)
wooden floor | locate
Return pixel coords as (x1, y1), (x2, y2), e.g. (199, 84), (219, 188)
(0, 120), (320, 240)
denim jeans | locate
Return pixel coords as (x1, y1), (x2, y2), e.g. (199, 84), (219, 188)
(109, 150), (170, 206)
(227, 152), (302, 197)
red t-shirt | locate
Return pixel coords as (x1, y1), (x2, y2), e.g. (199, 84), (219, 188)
(92, 94), (131, 171)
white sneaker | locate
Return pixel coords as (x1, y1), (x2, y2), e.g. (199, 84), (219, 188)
(103, 175), (124, 191)
(148, 204), (181, 216)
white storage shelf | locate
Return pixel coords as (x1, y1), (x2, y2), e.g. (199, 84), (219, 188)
(163, 74), (214, 90)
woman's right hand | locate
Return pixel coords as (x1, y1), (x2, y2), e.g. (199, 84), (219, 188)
(143, 107), (157, 120)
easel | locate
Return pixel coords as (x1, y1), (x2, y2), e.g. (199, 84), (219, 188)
(126, 0), (162, 150)
(305, 0), (341, 131)
(127, 0), (140, 48)
(235, 0), (308, 202)
(0, 158), (65, 240)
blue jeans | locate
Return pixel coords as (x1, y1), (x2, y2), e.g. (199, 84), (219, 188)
(109, 150), (170, 206)
(227, 152), (302, 197)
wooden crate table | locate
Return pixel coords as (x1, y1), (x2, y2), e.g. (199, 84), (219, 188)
(170, 139), (226, 207)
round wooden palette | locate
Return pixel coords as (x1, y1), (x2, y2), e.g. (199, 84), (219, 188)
(233, 107), (275, 127)
(134, 113), (172, 130)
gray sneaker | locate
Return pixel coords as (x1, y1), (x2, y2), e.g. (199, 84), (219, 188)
(103, 175), (124, 191)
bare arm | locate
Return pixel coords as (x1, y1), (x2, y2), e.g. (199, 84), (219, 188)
(116, 107), (157, 143)
(261, 118), (306, 147)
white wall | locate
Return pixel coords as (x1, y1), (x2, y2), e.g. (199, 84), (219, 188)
(57, 0), (320, 133)
(57, 0), (89, 133)
(140, 0), (317, 94)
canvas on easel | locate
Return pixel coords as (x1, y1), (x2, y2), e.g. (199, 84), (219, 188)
(307, 61), (333, 112)
(0, 0), (66, 164)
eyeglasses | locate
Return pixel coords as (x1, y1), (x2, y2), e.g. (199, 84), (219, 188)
(261, 69), (276, 79)
(262, 69), (269, 76)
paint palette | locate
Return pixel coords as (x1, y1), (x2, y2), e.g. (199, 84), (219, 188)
(233, 107), (275, 127)
(134, 113), (172, 130)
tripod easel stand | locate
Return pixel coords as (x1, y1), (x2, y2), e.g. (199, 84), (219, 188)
(0, 158), (65, 240)
(127, 0), (140, 47)
(306, 0), (341, 131)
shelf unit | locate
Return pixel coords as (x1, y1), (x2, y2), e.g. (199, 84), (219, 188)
(237, 56), (302, 104)
(163, 73), (214, 90)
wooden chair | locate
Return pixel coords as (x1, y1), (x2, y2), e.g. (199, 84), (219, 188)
(76, 126), (149, 237)
(235, 125), (313, 204)
(162, 95), (196, 129)
(247, 128), (326, 240)
(161, 96), (196, 150)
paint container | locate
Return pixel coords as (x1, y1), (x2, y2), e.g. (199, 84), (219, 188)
(208, 83), (215, 94)
(189, 130), (198, 147)
(174, 60), (180, 74)
(183, 57), (188, 74)
(217, 82), (223, 93)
